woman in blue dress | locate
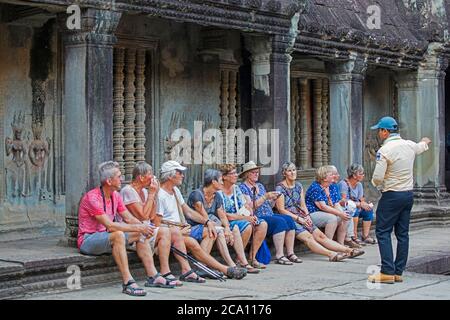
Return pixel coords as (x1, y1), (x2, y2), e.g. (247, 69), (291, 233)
(239, 161), (300, 265)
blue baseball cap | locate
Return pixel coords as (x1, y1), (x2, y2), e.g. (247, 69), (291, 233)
(370, 116), (398, 130)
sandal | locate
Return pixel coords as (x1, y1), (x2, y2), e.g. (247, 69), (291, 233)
(122, 279), (147, 296)
(226, 266), (247, 279)
(329, 252), (347, 262)
(251, 260), (267, 269)
(275, 256), (293, 265)
(362, 236), (377, 245)
(161, 272), (183, 287)
(145, 273), (176, 288)
(351, 236), (366, 246)
(345, 249), (365, 258)
(179, 269), (206, 283)
(287, 254), (303, 263)
(237, 263), (260, 274)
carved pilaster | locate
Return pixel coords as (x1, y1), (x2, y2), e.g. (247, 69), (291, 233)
(322, 78), (329, 165)
(135, 49), (146, 164)
(124, 48), (136, 181)
(228, 69), (238, 130)
(290, 78), (298, 165)
(299, 79), (309, 169)
(113, 47), (125, 173)
(312, 79), (323, 168)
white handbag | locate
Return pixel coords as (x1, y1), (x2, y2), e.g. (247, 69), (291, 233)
(233, 186), (252, 217)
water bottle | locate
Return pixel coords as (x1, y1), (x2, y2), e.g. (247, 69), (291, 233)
(140, 220), (155, 243)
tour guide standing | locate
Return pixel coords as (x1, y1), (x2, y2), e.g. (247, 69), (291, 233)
(368, 116), (431, 284)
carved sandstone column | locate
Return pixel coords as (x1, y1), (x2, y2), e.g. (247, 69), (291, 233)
(113, 47), (125, 173)
(123, 48), (136, 181)
(299, 79), (309, 169)
(312, 79), (323, 168)
(328, 52), (367, 175)
(322, 78), (329, 165)
(412, 43), (449, 205)
(245, 33), (294, 186)
(62, 9), (121, 246)
(220, 69), (230, 163)
(135, 49), (147, 164)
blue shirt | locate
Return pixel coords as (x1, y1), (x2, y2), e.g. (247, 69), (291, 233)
(305, 181), (339, 213)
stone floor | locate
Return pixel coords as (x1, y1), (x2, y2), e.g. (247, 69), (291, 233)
(14, 226), (450, 300)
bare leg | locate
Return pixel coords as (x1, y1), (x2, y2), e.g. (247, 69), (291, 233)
(169, 227), (193, 274)
(273, 231), (286, 259)
(353, 217), (359, 238)
(110, 231), (133, 284)
(297, 231), (334, 258)
(231, 225), (250, 266)
(336, 220), (350, 244)
(241, 225), (252, 249)
(249, 222), (267, 262)
(214, 232), (236, 267)
(185, 237), (229, 275)
(284, 230), (296, 257)
(200, 228), (216, 253)
(324, 222), (338, 240)
(155, 227), (171, 275)
(133, 234), (158, 277)
(313, 229), (352, 254)
(362, 220), (372, 238)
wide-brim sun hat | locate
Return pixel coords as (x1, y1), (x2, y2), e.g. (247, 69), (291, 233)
(239, 161), (263, 178)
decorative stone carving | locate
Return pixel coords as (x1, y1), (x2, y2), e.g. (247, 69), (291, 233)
(29, 121), (51, 200)
(135, 49), (147, 163)
(123, 48), (136, 181)
(113, 47), (125, 173)
(5, 112), (29, 198)
(321, 78), (329, 165)
(299, 79), (309, 169)
(244, 35), (271, 95)
(312, 79), (323, 168)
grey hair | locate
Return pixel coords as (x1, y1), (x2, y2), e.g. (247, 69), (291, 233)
(204, 169), (222, 187)
(347, 163), (364, 178)
(132, 162), (153, 180)
(98, 161), (120, 184)
(160, 169), (177, 183)
(281, 161), (296, 175)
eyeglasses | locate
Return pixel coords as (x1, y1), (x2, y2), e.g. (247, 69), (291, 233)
(225, 171), (238, 176)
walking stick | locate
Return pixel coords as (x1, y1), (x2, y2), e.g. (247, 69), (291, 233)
(170, 245), (226, 282)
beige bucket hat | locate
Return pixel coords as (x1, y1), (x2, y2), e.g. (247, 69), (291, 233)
(239, 161), (263, 178)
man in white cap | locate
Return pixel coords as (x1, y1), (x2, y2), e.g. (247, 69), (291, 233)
(368, 116), (431, 284)
(155, 160), (247, 280)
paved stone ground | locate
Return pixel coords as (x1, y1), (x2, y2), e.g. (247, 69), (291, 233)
(20, 227), (450, 300)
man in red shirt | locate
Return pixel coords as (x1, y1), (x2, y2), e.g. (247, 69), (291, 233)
(78, 161), (177, 296)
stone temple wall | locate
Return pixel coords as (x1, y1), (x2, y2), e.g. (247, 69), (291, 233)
(0, 20), (65, 241)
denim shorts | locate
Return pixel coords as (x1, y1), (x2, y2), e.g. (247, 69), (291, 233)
(189, 224), (205, 242)
(80, 231), (130, 256)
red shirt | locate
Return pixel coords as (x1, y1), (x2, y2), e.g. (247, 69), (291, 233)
(77, 188), (127, 248)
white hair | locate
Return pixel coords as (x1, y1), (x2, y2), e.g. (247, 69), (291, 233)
(98, 161), (120, 184)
